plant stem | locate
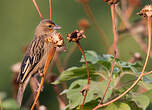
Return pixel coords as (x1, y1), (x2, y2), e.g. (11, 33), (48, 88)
(32, 0), (43, 20)
(49, 0), (52, 20)
(77, 42), (90, 85)
(100, 57), (115, 103)
(77, 41), (90, 110)
(31, 47), (56, 110)
(93, 16), (151, 110)
(99, 4), (118, 104)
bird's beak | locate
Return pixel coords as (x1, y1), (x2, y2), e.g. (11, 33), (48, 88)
(53, 25), (61, 30)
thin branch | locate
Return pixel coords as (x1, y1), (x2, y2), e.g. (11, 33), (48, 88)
(99, 4), (118, 104)
(32, 0), (43, 20)
(93, 14), (151, 110)
(77, 42), (90, 85)
(49, 0), (52, 20)
(31, 47), (56, 110)
(77, 41), (90, 110)
(143, 70), (152, 76)
(100, 57), (115, 103)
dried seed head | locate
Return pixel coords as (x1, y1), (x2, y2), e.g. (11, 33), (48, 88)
(138, 5), (152, 17)
(47, 32), (64, 47)
(78, 19), (90, 30)
(77, 0), (90, 4)
(104, 0), (119, 5)
(66, 30), (86, 42)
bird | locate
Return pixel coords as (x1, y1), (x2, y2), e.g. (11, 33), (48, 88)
(16, 19), (64, 106)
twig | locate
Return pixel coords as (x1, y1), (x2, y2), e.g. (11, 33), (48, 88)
(143, 70), (152, 76)
(66, 30), (90, 110)
(32, 0), (43, 20)
(100, 57), (115, 103)
(49, 0), (52, 20)
(93, 5), (152, 110)
(77, 42), (90, 85)
(77, 41), (90, 110)
(31, 47), (56, 110)
(99, 3), (119, 104)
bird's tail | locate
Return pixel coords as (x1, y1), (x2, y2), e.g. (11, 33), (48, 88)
(17, 75), (31, 106)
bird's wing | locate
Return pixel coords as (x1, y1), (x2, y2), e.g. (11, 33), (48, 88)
(17, 37), (45, 83)
(17, 37), (45, 106)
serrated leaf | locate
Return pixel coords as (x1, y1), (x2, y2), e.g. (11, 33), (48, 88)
(80, 50), (101, 64)
(66, 79), (114, 109)
(118, 73), (138, 91)
(52, 65), (96, 84)
(132, 94), (150, 110)
(119, 61), (141, 73)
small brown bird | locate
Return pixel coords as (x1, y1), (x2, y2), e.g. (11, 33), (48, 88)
(17, 19), (64, 106)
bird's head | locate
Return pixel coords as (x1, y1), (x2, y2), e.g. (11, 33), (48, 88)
(35, 19), (64, 47)
(35, 19), (61, 36)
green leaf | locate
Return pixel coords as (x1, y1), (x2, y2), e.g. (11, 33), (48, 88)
(144, 90), (152, 101)
(117, 103), (131, 110)
(66, 79), (114, 109)
(118, 73), (138, 92)
(80, 50), (113, 69)
(131, 94), (150, 110)
(80, 50), (102, 64)
(104, 103), (118, 110)
(1, 99), (19, 110)
(104, 103), (131, 110)
(52, 65), (96, 84)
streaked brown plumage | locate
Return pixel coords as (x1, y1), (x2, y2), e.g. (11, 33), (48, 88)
(17, 19), (64, 106)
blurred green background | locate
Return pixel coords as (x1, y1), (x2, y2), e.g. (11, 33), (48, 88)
(0, 0), (151, 109)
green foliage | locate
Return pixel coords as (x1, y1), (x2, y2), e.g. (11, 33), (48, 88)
(63, 79), (114, 109)
(53, 50), (152, 110)
(0, 92), (20, 110)
(131, 94), (150, 110)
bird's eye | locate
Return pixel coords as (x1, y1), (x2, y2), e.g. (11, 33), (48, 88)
(48, 25), (52, 28)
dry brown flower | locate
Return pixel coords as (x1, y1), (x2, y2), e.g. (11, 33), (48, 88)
(67, 30), (86, 42)
(137, 5), (152, 17)
(47, 32), (64, 47)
